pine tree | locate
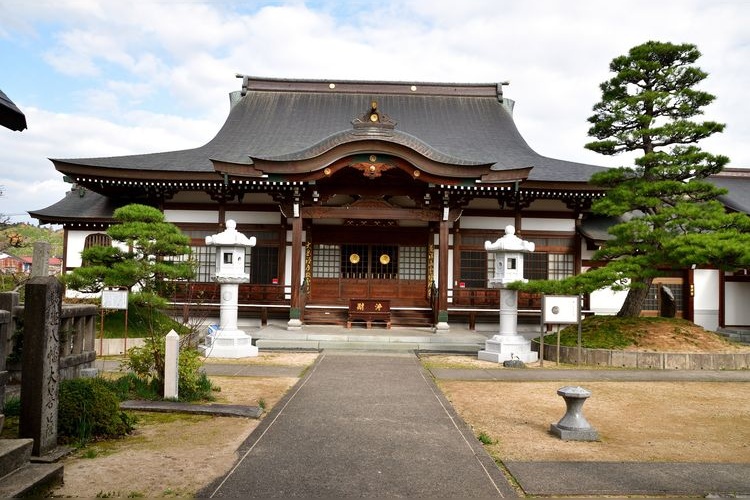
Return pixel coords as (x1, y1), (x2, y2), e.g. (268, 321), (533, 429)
(586, 41), (750, 317)
(511, 41), (750, 317)
(64, 203), (194, 295)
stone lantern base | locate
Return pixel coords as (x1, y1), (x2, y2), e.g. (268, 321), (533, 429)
(199, 328), (258, 358)
(478, 334), (538, 363)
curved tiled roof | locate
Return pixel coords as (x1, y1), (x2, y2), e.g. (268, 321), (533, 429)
(53, 77), (605, 183)
(707, 170), (750, 214)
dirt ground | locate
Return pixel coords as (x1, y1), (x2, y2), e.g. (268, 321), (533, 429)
(50, 353), (316, 498)
(50, 331), (750, 497)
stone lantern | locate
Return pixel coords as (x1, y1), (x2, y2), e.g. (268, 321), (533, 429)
(478, 225), (539, 363)
(200, 220), (258, 358)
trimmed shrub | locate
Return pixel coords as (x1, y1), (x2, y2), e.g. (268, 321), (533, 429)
(122, 337), (214, 402)
(58, 377), (135, 444)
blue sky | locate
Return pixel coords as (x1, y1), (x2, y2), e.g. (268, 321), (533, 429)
(1, 0), (749, 224)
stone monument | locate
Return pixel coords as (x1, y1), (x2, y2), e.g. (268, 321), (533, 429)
(478, 225), (539, 363)
(19, 276), (62, 456)
(199, 220), (258, 358)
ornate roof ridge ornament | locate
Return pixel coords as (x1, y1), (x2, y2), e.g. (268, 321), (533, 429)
(351, 100), (396, 131)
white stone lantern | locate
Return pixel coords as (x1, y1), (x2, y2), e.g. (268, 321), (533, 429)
(478, 225), (539, 363)
(199, 220), (258, 358)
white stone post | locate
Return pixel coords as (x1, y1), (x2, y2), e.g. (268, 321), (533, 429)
(164, 329), (179, 400)
(219, 283), (239, 331)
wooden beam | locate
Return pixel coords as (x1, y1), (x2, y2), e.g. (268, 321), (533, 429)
(302, 205), (440, 221)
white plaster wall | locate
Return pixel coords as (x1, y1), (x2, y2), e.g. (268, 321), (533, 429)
(458, 216), (514, 231)
(693, 269), (719, 331)
(725, 281), (750, 326)
(163, 209), (218, 224)
(66, 230), (129, 268)
(580, 247), (598, 260)
(225, 211), (280, 225)
(522, 218), (575, 232)
(65, 231), (89, 268)
(589, 286), (627, 315)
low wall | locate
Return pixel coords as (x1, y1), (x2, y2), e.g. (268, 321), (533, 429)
(2, 291), (99, 382)
(536, 341), (750, 370)
(95, 338), (146, 356)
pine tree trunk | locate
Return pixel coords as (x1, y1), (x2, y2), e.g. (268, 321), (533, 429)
(616, 277), (654, 318)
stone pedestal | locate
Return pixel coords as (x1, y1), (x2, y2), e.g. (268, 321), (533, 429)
(550, 386), (598, 441)
(200, 280), (258, 358)
(478, 334), (539, 363)
(478, 289), (538, 363)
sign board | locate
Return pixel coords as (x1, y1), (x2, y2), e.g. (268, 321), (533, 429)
(102, 289), (129, 310)
(542, 295), (580, 325)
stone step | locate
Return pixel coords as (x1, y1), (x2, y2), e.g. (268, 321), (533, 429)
(0, 439), (32, 478)
(256, 338), (484, 353)
(0, 462), (64, 498)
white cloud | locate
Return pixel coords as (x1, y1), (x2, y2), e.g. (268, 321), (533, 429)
(0, 106), (220, 223)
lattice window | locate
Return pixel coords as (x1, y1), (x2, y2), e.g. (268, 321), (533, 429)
(191, 246), (216, 283)
(399, 246), (426, 280)
(250, 246), (278, 284)
(312, 244), (341, 278)
(84, 233), (111, 249)
(548, 253), (574, 280)
(370, 244), (397, 279)
(341, 244), (368, 279)
(460, 251), (488, 288)
(524, 253), (574, 281)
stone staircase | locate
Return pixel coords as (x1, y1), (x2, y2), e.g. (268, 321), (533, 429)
(0, 439), (63, 497)
(252, 323), (492, 353)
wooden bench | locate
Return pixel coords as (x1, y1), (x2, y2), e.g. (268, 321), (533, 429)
(347, 299), (391, 329)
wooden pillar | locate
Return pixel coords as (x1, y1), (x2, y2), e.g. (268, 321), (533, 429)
(288, 215), (303, 329)
(436, 219), (450, 329)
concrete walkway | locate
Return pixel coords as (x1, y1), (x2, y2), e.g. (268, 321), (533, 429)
(195, 351), (750, 498)
(199, 352), (517, 498)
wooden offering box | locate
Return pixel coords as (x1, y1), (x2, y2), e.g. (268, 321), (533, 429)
(347, 299), (391, 329)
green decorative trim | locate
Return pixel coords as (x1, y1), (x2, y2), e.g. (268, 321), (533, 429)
(289, 308), (301, 320)
(437, 310), (448, 323)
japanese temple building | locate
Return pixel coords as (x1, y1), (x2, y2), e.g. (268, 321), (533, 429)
(30, 76), (750, 331)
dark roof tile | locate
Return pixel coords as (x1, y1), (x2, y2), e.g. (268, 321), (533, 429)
(53, 77), (606, 183)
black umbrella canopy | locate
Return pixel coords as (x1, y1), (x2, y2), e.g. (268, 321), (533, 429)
(0, 88), (27, 131)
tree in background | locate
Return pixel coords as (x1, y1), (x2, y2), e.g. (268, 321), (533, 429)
(64, 203), (194, 295)
(65, 203), (197, 388)
(512, 41), (750, 317)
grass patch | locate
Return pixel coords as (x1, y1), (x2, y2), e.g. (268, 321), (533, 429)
(543, 316), (704, 350)
(101, 304), (189, 339)
(477, 431), (495, 445)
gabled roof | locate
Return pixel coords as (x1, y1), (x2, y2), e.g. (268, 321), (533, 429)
(52, 76), (605, 184)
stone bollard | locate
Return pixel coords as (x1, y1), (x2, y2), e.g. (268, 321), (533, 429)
(550, 385), (598, 441)
(164, 330), (179, 400)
